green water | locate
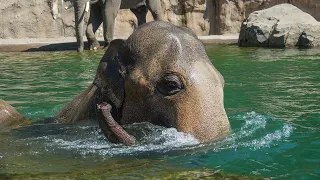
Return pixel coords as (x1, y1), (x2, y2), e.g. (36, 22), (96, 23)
(0, 46), (319, 179)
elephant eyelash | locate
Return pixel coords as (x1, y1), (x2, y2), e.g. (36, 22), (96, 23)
(156, 73), (184, 96)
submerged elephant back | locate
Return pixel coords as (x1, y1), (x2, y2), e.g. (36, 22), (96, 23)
(55, 84), (98, 123)
(0, 99), (31, 128)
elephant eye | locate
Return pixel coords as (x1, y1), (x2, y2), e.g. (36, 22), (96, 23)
(156, 73), (184, 96)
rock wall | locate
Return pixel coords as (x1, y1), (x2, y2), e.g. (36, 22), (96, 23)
(0, 0), (209, 39)
(207, 0), (320, 35)
(0, 0), (75, 38)
(114, 0), (210, 37)
(0, 0), (319, 39)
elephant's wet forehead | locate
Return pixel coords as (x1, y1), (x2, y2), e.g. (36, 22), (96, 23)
(126, 27), (207, 80)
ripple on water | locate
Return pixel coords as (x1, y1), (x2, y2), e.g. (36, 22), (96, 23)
(215, 112), (294, 151)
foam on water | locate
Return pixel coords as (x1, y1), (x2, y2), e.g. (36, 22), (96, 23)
(2, 112), (293, 160)
(56, 125), (199, 156)
(6, 122), (199, 158)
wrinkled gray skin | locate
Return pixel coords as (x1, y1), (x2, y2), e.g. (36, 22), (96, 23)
(74, 0), (164, 52)
(56, 21), (230, 142)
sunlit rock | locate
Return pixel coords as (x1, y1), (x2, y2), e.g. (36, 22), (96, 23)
(238, 3), (320, 48)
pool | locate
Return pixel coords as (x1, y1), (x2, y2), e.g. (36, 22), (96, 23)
(0, 46), (319, 179)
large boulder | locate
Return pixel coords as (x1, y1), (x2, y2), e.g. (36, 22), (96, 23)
(238, 3), (320, 48)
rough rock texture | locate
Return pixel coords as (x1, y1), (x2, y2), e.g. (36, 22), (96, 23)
(206, 0), (320, 35)
(114, 0), (210, 37)
(0, 0), (75, 38)
(0, 0), (209, 39)
(238, 3), (320, 47)
(205, 0), (269, 35)
(0, 0), (319, 39)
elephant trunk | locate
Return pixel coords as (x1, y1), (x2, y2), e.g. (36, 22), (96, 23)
(176, 61), (230, 142)
(97, 103), (136, 146)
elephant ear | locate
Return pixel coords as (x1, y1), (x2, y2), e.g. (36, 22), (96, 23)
(56, 39), (126, 123)
(93, 39), (127, 121)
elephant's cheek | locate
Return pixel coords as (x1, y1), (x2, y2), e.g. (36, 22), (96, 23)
(173, 91), (202, 136)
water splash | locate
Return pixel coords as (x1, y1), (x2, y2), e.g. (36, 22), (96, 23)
(218, 111), (294, 150)
(7, 122), (199, 158)
(243, 123), (293, 149)
(3, 112), (293, 160)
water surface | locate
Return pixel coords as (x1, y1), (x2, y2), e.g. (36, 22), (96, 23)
(0, 46), (319, 179)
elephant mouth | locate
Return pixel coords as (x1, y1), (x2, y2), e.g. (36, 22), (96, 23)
(96, 102), (175, 146)
(97, 102), (136, 146)
(152, 116), (173, 128)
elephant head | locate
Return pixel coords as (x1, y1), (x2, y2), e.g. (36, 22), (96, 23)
(57, 21), (230, 143)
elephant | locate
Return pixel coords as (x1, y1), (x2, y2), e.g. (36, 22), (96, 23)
(0, 99), (31, 129)
(55, 21), (230, 143)
(1, 21), (230, 144)
(72, 0), (164, 52)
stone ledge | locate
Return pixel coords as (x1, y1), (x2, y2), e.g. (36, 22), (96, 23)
(0, 35), (238, 52)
